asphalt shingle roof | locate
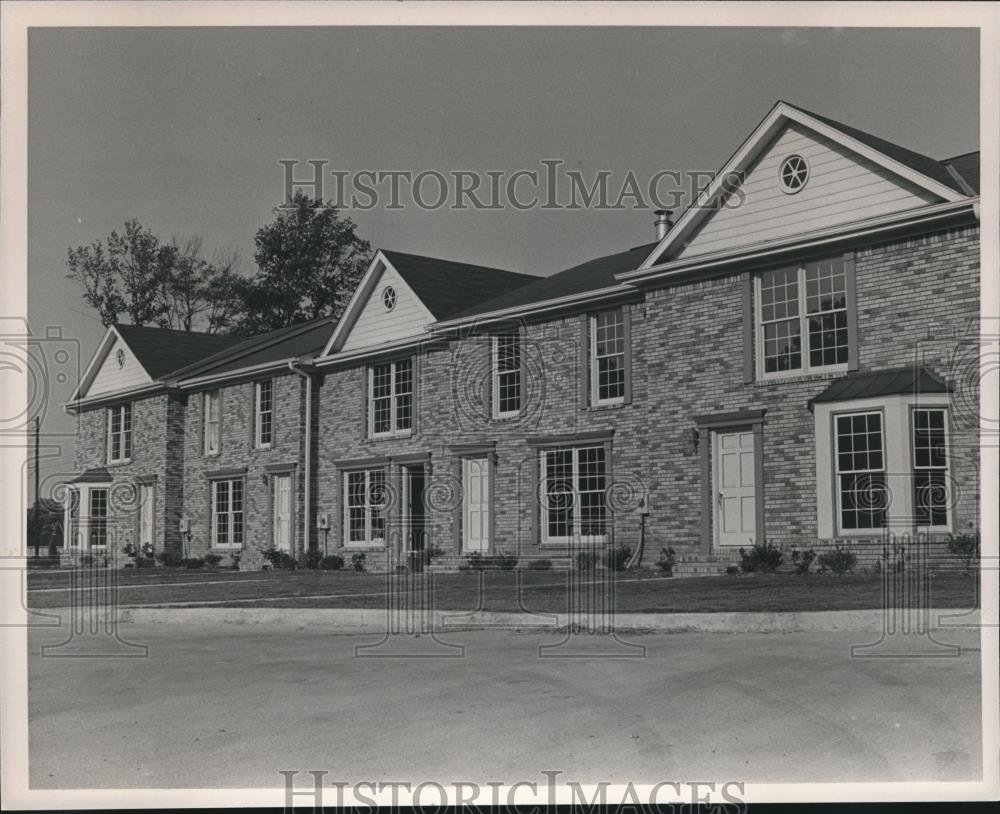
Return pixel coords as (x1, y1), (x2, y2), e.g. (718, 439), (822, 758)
(809, 366), (950, 407)
(168, 315), (337, 381)
(787, 102), (972, 196)
(113, 324), (243, 380)
(940, 151), (980, 194)
(380, 250), (538, 321)
(444, 242), (658, 322)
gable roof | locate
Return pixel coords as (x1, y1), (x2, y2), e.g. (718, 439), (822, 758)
(808, 366), (950, 407)
(441, 242), (658, 324)
(638, 100), (972, 270)
(113, 324), (243, 379)
(793, 104), (969, 195)
(169, 314), (337, 384)
(380, 250), (538, 322)
(940, 151), (980, 194)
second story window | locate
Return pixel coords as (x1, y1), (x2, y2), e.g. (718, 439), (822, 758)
(591, 309), (626, 406)
(757, 258), (849, 379)
(492, 334), (521, 418)
(369, 359), (412, 438)
(204, 390), (220, 455)
(107, 403), (132, 463)
(255, 380), (273, 448)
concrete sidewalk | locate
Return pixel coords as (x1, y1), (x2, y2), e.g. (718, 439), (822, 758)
(34, 605), (985, 633)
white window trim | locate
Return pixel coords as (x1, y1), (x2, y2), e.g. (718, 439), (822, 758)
(590, 311), (626, 407)
(755, 266), (849, 382)
(833, 409), (887, 536)
(814, 393), (952, 538)
(204, 390), (221, 456)
(342, 468), (387, 547)
(254, 380), (273, 449)
(106, 403), (132, 464)
(910, 406), (953, 533)
(492, 334), (521, 419)
(64, 484), (111, 551)
(210, 478), (245, 549)
(540, 445), (609, 545)
(368, 359), (413, 439)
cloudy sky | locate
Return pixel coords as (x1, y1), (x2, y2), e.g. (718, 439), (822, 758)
(26, 25), (978, 497)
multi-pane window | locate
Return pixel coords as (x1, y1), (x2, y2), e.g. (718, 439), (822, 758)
(758, 260), (848, 377)
(542, 445), (607, 541)
(255, 380), (273, 448)
(913, 408), (949, 528)
(107, 403), (132, 463)
(369, 359), (413, 437)
(204, 390), (220, 455)
(835, 412), (887, 531)
(344, 469), (386, 544)
(211, 478), (244, 548)
(88, 488), (108, 548)
(493, 334), (521, 418)
(591, 309), (626, 405)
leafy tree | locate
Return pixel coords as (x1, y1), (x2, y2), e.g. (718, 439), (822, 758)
(66, 219), (171, 327)
(236, 193), (372, 334)
(67, 221), (244, 333)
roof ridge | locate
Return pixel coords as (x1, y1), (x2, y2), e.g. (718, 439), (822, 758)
(381, 248), (537, 279)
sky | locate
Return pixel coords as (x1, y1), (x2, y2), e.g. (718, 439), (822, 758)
(25, 25), (979, 499)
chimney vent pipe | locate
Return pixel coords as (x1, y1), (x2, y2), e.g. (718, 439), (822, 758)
(654, 209), (674, 240)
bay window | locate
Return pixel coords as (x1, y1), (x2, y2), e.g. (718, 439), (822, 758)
(834, 411), (887, 531)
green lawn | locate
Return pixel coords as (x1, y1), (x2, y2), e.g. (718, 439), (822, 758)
(26, 567), (979, 613)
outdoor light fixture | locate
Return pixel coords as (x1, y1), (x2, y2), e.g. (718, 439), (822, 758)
(691, 428), (700, 454)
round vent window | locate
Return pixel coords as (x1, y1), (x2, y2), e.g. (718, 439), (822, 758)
(115, 348), (126, 369)
(382, 285), (397, 312)
(779, 154), (809, 194)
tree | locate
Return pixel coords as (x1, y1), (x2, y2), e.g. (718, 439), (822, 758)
(66, 219), (170, 327)
(156, 237), (245, 334)
(67, 221), (245, 333)
(235, 193), (372, 334)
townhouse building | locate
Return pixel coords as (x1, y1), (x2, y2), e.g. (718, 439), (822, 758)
(63, 101), (982, 571)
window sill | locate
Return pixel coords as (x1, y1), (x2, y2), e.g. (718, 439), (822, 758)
(341, 544), (386, 551)
(490, 412), (521, 423)
(585, 401), (627, 412)
(539, 538), (608, 547)
(107, 459), (132, 467)
(252, 444), (273, 452)
(754, 368), (848, 387)
(369, 431), (413, 441)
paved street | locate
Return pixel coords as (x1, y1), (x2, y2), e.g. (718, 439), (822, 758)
(28, 622), (982, 789)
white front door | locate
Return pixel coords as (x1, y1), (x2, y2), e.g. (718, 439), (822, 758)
(462, 458), (490, 553)
(272, 474), (292, 552)
(139, 483), (155, 547)
(715, 430), (756, 547)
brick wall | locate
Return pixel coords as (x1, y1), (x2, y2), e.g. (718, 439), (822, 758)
(180, 373), (309, 563)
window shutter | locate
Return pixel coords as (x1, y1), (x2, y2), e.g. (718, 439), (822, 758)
(218, 389), (224, 454)
(452, 457), (463, 553)
(622, 306), (633, 404)
(249, 383), (256, 448)
(529, 450), (541, 546)
(362, 367), (369, 439)
(518, 327), (528, 415)
(482, 339), (492, 420)
(844, 252), (859, 371)
(741, 272), (753, 384)
(411, 354), (419, 434)
(579, 314), (591, 408)
(199, 392), (206, 455)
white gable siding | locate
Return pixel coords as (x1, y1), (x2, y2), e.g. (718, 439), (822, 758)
(341, 263), (435, 352)
(676, 122), (940, 259)
(87, 337), (152, 397)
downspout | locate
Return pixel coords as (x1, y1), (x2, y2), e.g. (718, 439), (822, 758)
(288, 360), (313, 556)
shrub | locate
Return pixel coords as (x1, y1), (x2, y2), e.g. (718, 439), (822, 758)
(229, 552), (241, 570)
(656, 547), (676, 575)
(122, 542), (137, 558)
(156, 551), (182, 567)
(738, 541), (783, 574)
(575, 550), (599, 571)
(790, 547), (816, 575)
(320, 554), (344, 571)
(725, 565), (740, 575)
(304, 548), (323, 569)
(351, 552), (366, 572)
(496, 554), (518, 571)
(181, 557), (205, 569)
(203, 553), (222, 568)
(818, 545), (857, 574)
(605, 545), (632, 572)
(263, 548), (297, 570)
(947, 531), (980, 574)
(527, 558), (552, 571)
(466, 552), (484, 570)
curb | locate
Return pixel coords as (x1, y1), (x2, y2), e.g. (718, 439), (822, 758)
(81, 607), (984, 633)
